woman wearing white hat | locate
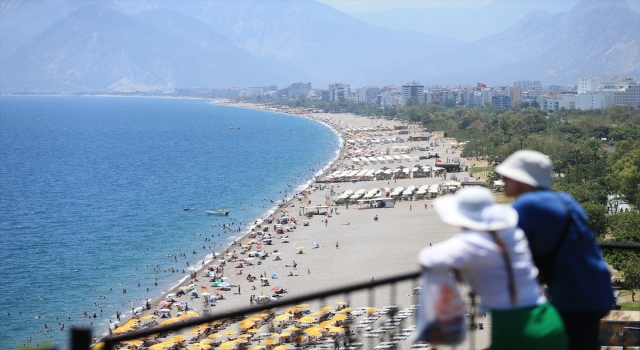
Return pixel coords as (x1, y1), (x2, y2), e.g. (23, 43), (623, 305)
(418, 187), (566, 349)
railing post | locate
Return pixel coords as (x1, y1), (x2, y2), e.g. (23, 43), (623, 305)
(71, 327), (92, 350)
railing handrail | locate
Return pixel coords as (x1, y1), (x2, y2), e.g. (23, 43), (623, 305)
(89, 242), (640, 350)
(102, 270), (421, 349)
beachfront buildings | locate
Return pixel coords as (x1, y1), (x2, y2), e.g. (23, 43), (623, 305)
(402, 82), (425, 104)
(573, 75), (640, 110)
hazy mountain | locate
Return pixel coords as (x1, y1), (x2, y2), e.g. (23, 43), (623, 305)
(443, 0), (640, 84)
(0, 0), (637, 91)
(0, 0), (122, 58)
(0, 5), (286, 91)
(112, 0), (456, 85)
(349, 0), (581, 43)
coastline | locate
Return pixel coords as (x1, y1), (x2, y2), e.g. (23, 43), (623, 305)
(98, 102), (346, 338)
(98, 102), (492, 349)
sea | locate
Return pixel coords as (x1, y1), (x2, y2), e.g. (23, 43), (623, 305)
(0, 96), (340, 350)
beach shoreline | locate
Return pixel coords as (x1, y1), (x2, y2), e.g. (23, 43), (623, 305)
(98, 102), (493, 349)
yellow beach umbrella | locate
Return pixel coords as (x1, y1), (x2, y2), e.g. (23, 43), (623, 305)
(149, 343), (167, 350)
(140, 314), (157, 320)
(285, 326), (299, 331)
(295, 303), (310, 308)
(208, 333), (223, 339)
(122, 340), (144, 347)
(235, 339), (249, 344)
(328, 326), (344, 333)
(199, 339), (214, 344)
(335, 301), (347, 305)
(319, 320), (334, 328)
(365, 307), (378, 313)
(320, 306), (334, 312)
(299, 316), (316, 323)
(187, 311), (200, 317)
(240, 322), (255, 329)
(274, 346), (290, 350)
(224, 329), (238, 335)
(90, 342), (104, 350)
(280, 331), (292, 337)
(304, 329), (322, 337)
(249, 346), (265, 350)
(238, 334), (252, 339)
(309, 311), (323, 317)
(262, 339), (277, 345)
(274, 314), (292, 321)
(338, 308), (353, 313)
(269, 333), (282, 338)
(296, 247), (304, 250)
(331, 314), (347, 321)
(247, 328), (261, 333)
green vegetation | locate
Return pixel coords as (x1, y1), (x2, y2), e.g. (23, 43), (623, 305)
(619, 301), (640, 311)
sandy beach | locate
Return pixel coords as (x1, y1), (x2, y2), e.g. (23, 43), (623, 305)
(105, 105), (492, 350)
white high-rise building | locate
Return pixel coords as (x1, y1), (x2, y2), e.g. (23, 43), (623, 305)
(578, 77), (600, 94)
(576, 75), (640, 109)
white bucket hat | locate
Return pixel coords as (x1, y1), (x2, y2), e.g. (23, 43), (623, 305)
(434, 187), (518, 231)
(495, 150), (552, 189)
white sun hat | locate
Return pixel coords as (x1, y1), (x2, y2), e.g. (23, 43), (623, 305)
(434, 187), (518, 231)
(494, 150), (553, 189)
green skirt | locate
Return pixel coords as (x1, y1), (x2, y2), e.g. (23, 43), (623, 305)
(490, 302), (567, 350)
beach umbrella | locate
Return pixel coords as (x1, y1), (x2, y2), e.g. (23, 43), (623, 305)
(274, 314), (292, 321)
(295, 303), (310, 308)
(299, 316), (316, 323)
(149, 343), (167, 350)
(272, 252), (281, 255)
(285, 326), (299, 331)
(331, 314), (347, 321)
(269, 333), (282, 338)
(247, 328), (261, 333)
(208, 333), (223, 339)
(235, 339), (249, 344)
(320, 306), (334, 312)
(90, 342), (104, 350)
(248, 346), (265, 350)
(338, 308), (353, 313)
(199, 339), (214, 344)
(327, 326), (344, 333)
(296, 247), (305, 250)
(240, 322), (255, 329)
(251, 313), (269, 318)
(304, 328), (322, 337)
(187, 311), (200, 317)
(335, 301), (347, 305)
(274, 346), (291, 350)
(262, 339), (277, 345)
(224, 329), (237, 335)
(238, 334), (252, 339)
(280, 331), (292, 337)
(319, 320), (334, 328)
(365, 307), (378, 313)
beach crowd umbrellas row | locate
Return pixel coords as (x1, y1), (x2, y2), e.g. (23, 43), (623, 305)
(334, 182), (461, 203)
(343, 154), (416, 165)
(326, 165), (445, 183)
(102, 302), (423, 350)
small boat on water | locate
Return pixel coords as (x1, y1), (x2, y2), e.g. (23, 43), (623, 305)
(230, 127), (241, 130)
(206, 209), (229, 216)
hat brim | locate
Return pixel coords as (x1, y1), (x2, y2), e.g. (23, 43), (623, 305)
(495, 162), (551, 189)
(434, 195), (518, 231)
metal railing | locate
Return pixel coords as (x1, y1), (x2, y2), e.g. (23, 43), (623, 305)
(49, 242), (640, 350)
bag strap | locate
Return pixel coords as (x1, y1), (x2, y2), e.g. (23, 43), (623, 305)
(489, 231), (517, 307)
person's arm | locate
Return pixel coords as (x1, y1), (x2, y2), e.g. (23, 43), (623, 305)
(418, 236), (476, 271)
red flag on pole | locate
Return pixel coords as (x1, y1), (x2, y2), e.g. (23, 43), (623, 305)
(477, 82), (487, 88)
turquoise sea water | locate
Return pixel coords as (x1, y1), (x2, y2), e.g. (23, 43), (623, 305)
(0, 96), (339, 349)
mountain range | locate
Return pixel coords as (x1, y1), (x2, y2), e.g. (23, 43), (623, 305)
(1, 0), (638, 92)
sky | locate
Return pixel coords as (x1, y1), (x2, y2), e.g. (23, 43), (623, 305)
(317, 0), (640, 14)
